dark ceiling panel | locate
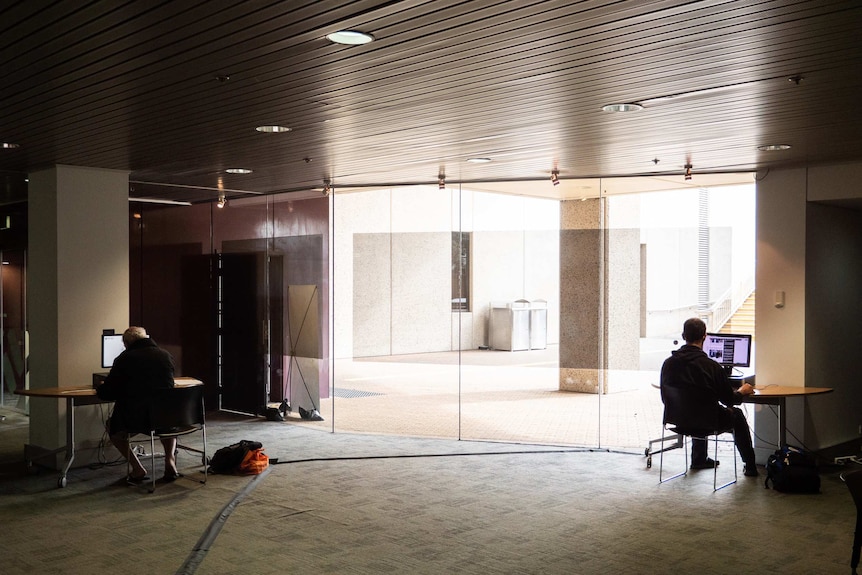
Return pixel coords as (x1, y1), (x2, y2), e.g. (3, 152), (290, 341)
(0, 0), (860, 204)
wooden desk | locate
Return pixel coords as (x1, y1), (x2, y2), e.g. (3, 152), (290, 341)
(645, 383), (833, 467)
(17, 377), (202, 488)
(742, 385), (833, 448)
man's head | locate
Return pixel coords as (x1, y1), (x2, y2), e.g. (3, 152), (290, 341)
(682, 318), (707, 345)
(122, 326), (148, 347)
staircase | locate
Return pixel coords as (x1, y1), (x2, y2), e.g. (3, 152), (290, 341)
(719, 291), (755, 338)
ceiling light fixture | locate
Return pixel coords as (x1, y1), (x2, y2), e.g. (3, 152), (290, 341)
(322, 181), (332, 196)
(217, 193), (227, 208)
(550, 170), (560, 186)
(327, 30), (374, 45)
(438, 176), (446, 190)
(467, 157), (491, 163)
(2, 142), (20, 149)
(757, 144), (791, 151)
(601, 103), (643, 112)
(255, 125), (292, 133)
(684, 164), (693, 181)
(225, 168), (253, 174)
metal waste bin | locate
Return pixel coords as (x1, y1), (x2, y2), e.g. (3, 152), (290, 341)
(529, 299), (547, 350)
(489, 299), (530, 351)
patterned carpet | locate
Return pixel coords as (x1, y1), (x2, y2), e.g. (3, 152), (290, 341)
(0, 409), (858, 574)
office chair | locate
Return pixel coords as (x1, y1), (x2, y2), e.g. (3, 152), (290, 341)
(127, 385), (207, 493)
(658, 383), (738, 491)
(843, 469), (862, 574)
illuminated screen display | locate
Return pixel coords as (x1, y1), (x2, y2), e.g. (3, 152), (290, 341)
(703, 333), (752, 368)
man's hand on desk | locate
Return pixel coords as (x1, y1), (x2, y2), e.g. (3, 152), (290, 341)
(736, 383), (755, 396)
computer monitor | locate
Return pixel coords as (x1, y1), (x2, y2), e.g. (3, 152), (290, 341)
(101, 333), (125, 369)
(703, 332), (752, 375)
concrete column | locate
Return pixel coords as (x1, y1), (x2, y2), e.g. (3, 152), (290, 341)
(559, 198), (605, 393)
(559, 196), (641, 394)
(28, 165), (129, 468)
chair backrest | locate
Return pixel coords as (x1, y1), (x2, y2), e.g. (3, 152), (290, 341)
(145, 385), (205, 432)
(660, 375), (722, 432)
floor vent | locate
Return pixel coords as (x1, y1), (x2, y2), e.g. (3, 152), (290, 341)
(333, 388), (385, 399)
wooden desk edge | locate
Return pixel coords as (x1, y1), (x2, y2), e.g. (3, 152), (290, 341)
(751, 386), (834, 397)
(16, 377), (203, 397)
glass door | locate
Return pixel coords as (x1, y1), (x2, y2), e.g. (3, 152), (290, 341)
(1, 249), (26, 412)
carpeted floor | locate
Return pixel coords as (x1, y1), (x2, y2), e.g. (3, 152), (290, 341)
(0, 409), (859, 574)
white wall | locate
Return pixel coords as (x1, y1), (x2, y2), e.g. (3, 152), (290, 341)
(756, 162), (862, 452)
(334, 186), (560, 358)
(755, 168), (808, 387)
(28, 165), (129, 465)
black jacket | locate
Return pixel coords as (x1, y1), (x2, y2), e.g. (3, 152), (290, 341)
(97, 337), (175, 433)
(659, 344), (742, 431)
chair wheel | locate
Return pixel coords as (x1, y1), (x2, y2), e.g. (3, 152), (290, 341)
(58, 476), (67, 488)
(646, 456), (652, 468)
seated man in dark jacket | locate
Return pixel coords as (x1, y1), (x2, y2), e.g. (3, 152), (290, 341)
(660, 318), (759, 477)
(97, 326), (180, 482)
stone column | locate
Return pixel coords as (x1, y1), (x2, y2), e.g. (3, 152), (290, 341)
(559, 198), (605, 393)
(559, 196), (641, 394)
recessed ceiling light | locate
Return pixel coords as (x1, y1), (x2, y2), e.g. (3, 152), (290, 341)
(2, 142), (20, 149)
(255, 125), (292, 133)
(225, 168), (253, 174)
(467, 157), (492, 163)
(757, 144), (791, 151)
(327, 30), (374, 45)
(601, 103), (643, 112)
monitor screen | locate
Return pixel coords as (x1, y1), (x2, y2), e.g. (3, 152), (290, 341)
(703, 332), (752, 369)
(101, 333), (125, 369)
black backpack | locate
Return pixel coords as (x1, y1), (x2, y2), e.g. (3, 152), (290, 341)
(765, 445), (820, 493)
(209, 440), (263, 474)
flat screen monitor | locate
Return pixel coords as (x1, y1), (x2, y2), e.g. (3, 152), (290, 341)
(703, 332), (752, 373)
(101, 333), (125, 369)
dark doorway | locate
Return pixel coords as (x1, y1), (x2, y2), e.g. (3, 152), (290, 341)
(219, 252), (285, 414)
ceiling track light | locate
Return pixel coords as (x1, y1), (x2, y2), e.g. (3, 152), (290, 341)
(438, 177), (446, 190)
(217, 193), (227, 208)
(684, 164), (693, 181)
(322, 181), (332, 196)
(550, 170), (560, 186)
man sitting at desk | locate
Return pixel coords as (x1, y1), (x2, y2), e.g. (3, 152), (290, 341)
(660, 318), (759, 477)
(96, 326), (180, 483)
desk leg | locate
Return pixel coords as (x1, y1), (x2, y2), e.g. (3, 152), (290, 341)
(58, 397), (76, 488)
(776, 396), (786, 449)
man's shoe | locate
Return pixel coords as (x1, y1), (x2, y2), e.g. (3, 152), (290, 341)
(744, 464), (759, 477)
(690, 458), (719, 470)
(126, 474), (150, 484)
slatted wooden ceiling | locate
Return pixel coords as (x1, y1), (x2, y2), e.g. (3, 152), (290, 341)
(0, 0), (861, 205)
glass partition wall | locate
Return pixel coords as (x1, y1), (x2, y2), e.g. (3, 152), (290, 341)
(129, 181), (753, 452)
(0, 249), (27, 413)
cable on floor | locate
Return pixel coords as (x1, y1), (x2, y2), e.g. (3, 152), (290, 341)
(174, 446), (639, 574)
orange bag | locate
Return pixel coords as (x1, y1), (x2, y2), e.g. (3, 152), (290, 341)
(237, 448), (270, 475)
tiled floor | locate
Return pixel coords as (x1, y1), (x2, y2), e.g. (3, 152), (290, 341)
(292, 345), (669, 452)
